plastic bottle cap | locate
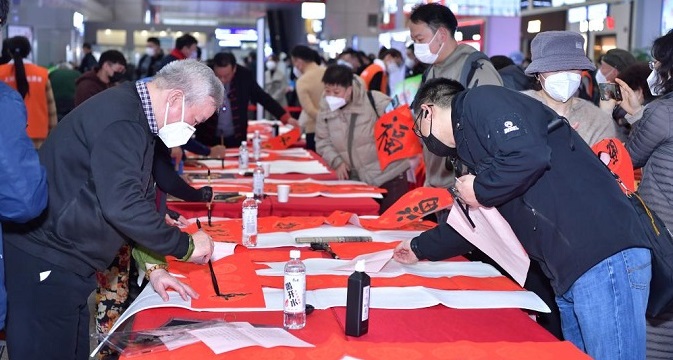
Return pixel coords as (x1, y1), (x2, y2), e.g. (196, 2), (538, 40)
(245, 193), (253, 198)
(355, 259), (366, 272)
(290, 250), (301, 259)
(242, 141), (247, 145)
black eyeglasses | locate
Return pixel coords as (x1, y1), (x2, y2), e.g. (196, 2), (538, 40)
(413, 105), (433, 138)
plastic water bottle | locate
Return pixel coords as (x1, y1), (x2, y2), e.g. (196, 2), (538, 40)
(238, 141), (249, 171)
(283, 250), (306, 329)
(241, 194), (257, 247)
(252, 130), (262, 160)
(252, 162), (264, 201)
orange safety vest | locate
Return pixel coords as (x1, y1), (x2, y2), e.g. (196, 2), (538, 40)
(0, 62), (49, 139)
(360, 62), (388, 94)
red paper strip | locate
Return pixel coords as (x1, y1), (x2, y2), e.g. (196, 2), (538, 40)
(189, 253), (266, 309)
(262, 127), (302, 150)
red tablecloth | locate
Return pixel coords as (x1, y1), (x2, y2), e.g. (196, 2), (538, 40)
(169, 195), (380, 218)
(167, 199), (272, 219)
(269, 196), (379, 217)
(121, 306), (588, 360)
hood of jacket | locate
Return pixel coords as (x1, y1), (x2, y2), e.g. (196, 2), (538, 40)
(75, 69), (106, 87)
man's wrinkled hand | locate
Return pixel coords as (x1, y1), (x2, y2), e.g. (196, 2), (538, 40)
(209, 145), (227, 158)
(455, 174), (482, 208)
(148, 268), (199, 301)
(393, 240), (419, 264)
(188, 230), (214, 264)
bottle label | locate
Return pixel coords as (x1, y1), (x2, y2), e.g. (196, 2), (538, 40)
(253, 138), (261, 155)
(362, 285), (370, 321)
(253, 172), (264, 194)
(239, 149), (249, 169)
(283, 274), (305, 313)
(242, 207), (257, 235)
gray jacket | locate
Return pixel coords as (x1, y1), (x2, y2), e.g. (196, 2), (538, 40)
(423, 44), (503, 188)
(315, 76), (409, 186)
(626, 92), (673, 228)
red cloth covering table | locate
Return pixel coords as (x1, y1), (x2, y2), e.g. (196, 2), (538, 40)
(120, 306), (588, 360)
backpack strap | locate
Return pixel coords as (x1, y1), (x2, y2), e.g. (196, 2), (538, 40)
(366, 90), (380, 118)
(460, 51), (490, 88)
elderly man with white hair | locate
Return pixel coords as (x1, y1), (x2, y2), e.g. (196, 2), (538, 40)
(3, 59), (224, 360)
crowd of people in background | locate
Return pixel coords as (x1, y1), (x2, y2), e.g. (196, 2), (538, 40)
(3, 0), (673, 359)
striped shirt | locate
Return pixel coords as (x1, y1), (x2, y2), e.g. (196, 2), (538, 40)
(135, 80), (157, 134)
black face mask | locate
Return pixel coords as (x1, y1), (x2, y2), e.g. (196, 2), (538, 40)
(109, 71), (125, 83)
(422, 132), (457, 157)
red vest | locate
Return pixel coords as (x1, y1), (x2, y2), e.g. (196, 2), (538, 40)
(0, 63), (50, 139)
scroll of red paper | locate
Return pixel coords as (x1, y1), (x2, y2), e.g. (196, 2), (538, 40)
(591, 138), (635, 193)
(371, 187), (452, 228)
(374, 105), (423, 170)
(262, 127), (301, 150)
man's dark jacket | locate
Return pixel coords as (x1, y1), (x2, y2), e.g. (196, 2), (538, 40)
(4, 82), (190, 277)
(413, 85), (648, 295)
(195, 65), (287, 146)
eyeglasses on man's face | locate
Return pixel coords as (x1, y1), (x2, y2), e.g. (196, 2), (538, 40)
(413, 104), (433, 138)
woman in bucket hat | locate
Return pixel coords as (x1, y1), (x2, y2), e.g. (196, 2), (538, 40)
(522, 31), (619, 146)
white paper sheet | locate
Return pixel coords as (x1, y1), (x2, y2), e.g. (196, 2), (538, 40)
(189, 325), (313, 354)
(195, 160), (329, 175)
(332, 250), (394, 273)
(257, 258), (503, 278)
(447, 204), (530, 286)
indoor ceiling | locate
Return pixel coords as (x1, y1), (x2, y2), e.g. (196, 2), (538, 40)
(146, 0), (305, 26)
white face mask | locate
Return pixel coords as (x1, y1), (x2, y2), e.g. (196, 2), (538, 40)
(595, 69), (608, 84)
(386, 61), (401, 74)
(541, 72), (582, 103)
(325, 96), (347, 111)
(405, 57), (415, 69)
(145, 47), (156, 57)
(414, 30), (444, 65)
(292, 66), (302, 78)
(647, 70), (663, 96)
(158, 94), (196, 147)
(266, 60), (277, 70)
(337, 59), (354, 69)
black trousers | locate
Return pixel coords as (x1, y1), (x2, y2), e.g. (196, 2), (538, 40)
(305, 133), (315, 152)
(377, 173), (410, 215)
(5, 242), (96, 360)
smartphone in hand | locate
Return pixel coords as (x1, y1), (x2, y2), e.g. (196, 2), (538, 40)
(599, 83), (623, 101)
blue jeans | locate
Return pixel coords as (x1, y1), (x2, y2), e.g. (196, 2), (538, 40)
(556, 247), (651, 360)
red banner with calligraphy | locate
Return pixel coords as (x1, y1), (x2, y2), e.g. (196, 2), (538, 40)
(375, 187), (452, 227)
(262, 127), (301, 150)
(374, 105), (422, 170)
(591, 138), (635, 193)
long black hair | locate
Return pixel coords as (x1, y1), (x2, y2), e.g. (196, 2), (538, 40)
(652, 29), (673, 95)
(7, 36), (31, 98)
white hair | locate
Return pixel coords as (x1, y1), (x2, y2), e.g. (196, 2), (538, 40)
(152, 59), (224, 107)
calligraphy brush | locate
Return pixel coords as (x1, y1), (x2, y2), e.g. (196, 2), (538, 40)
(197, 219), (222, 296)
(207, 170), (213, 226)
